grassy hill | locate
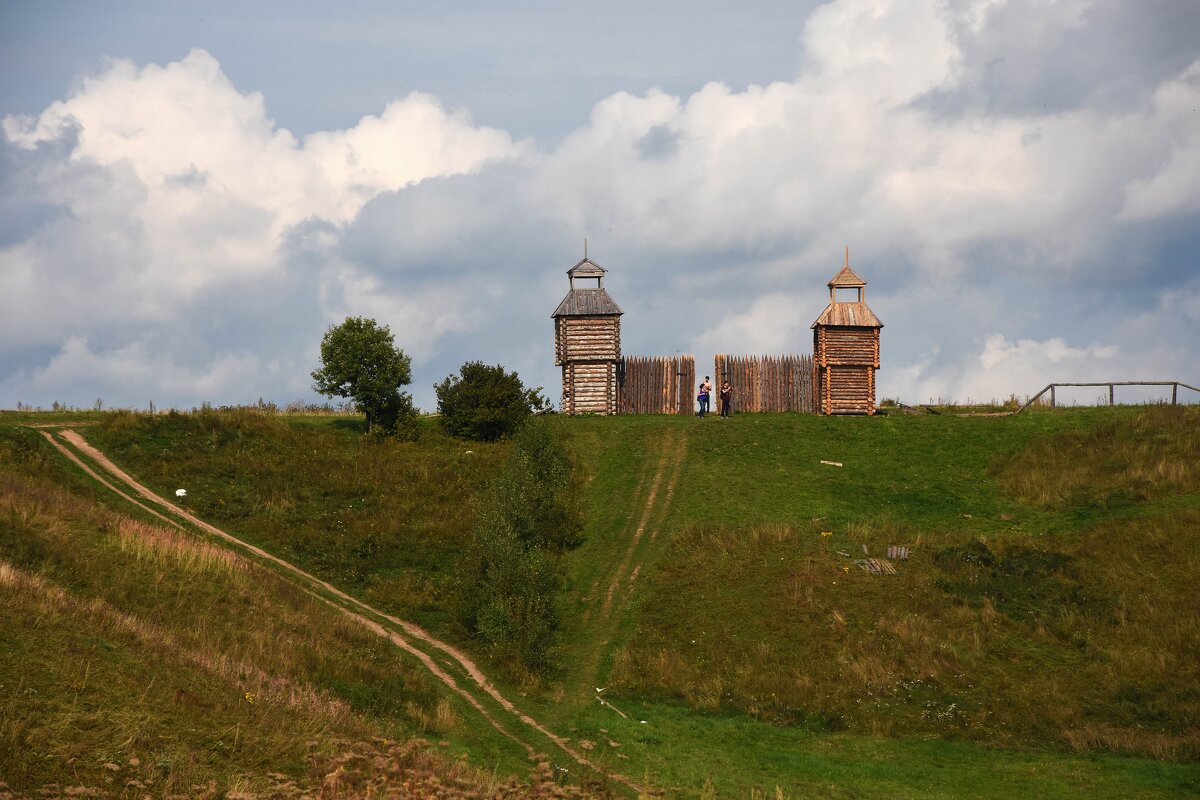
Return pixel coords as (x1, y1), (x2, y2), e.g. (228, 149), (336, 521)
(1, 405), (1198, 798)
(0, 422), (539, 797)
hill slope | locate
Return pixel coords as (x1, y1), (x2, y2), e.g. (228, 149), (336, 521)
(2, 406), (1198, 798)
(0, 424), (522, 796)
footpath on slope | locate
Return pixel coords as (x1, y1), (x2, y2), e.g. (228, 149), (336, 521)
(571, 429), (688, 707)
(40, 427), (641, 795)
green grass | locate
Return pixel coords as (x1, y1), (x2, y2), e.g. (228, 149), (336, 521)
(3, 404), (1199, 798)
(542, 406), (1200, 794)
(556, 699), (1197, 800)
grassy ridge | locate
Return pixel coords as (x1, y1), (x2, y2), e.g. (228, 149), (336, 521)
(537, 407), (1199, 796)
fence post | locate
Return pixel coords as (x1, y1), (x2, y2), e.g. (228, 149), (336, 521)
(1050, 385), (1056, 408)
(1109, 384), (1114, 406)
(1173, 383), (1178, 405)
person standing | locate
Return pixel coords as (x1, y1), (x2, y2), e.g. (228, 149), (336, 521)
(701, 375), (713, 417)
(720, 380), (732, 418)
(697, 381), (709, 417)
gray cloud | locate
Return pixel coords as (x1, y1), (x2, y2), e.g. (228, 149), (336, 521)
(920, 0), (1200, 117)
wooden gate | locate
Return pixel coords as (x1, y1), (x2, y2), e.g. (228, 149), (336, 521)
(713, 354), (815, 413)
(618, 355), (696, 414)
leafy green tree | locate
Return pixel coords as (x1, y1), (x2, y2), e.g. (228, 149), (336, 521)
(311, 317), (418, 438)
(434, 361), (548, 441)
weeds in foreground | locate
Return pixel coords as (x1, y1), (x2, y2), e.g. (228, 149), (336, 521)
(0, 433), (467, 793)
(0, 739), (621, 800)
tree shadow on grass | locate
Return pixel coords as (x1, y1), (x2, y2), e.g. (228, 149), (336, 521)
(327, 417), (368, 434)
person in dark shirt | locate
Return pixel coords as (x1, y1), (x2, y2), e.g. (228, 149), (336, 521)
(719, 380), (732, 418)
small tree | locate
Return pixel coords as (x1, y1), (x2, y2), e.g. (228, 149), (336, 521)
(454, 420), (581, 676)
(311, 317), (417, 438)
(435, 361), (547, 441)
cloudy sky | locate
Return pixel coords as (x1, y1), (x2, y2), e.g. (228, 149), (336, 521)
(2, 0), (1198, 412)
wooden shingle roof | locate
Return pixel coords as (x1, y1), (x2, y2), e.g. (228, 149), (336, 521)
(811, 302), (882, 328)
(828, 265), (866, 287)
(567, 258), (607, 278)
(813, 257), (882, 328)
(552, 288), (623, 317)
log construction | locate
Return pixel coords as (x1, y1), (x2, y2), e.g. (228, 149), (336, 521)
(552, 257), (623, 415)
(811, 253), (883, 415)
(713, 354), (814, 413)
(618, 355), (695, 414)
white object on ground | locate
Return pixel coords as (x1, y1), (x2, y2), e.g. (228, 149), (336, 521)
(175, 489), (187, 498)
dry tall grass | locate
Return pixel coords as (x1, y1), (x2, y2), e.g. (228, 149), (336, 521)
(0, 738), (624, 800)
(996, 405), (1200, 507)
(111, 517), (245, 575)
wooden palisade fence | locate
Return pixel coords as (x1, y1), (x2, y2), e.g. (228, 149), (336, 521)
(714, 354), (815, 413)
(618, 355), (696, 414)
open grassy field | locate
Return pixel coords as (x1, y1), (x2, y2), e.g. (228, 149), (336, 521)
(2, 404), (1198, 797)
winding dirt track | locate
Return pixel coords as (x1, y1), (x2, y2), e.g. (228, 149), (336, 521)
(43, 428), (640, 794)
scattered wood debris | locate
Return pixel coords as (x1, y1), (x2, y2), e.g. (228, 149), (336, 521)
(887, 545), (909, 560)
(855, 558), (897, 575)
(820, 460), (843, 467)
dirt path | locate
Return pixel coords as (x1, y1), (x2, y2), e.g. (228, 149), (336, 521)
(44, 428), (641, 794)
(579, 446), (657, 629)
(571, 429), (688, 701)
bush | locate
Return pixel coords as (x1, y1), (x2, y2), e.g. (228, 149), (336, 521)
(435, 362), (548, 441)
(455, 421), (582, 674)
(492, 421), (582, 551)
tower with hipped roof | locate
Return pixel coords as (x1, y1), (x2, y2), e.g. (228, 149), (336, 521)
(812, 249), (883, 415)
(551, 251), (623, 414)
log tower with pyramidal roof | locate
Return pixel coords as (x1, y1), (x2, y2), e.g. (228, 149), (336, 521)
(552, 251), (623, 415)
(812, 249), (883, 415)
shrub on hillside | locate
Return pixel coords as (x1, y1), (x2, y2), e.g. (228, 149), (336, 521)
(435, 362), (549, 441)
(455, 421), (582, 675)
(489, 421), (582, 551)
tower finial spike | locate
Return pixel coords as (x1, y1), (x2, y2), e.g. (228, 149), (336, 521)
(584, 238), (588, 260)
(845, 245), (849, 268)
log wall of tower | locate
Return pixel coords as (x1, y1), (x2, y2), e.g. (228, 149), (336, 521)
(557, 316), (620, 415)
(814, 327), (880, 415)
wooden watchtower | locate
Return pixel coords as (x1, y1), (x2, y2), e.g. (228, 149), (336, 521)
(812, 251), (883, 415)
(552, 255), (623, 415)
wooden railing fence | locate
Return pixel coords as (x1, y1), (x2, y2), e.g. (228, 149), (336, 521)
(1017, 381), (1200, 413)
(618, 355), (696, 414)
(713, 354), (815, 414)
